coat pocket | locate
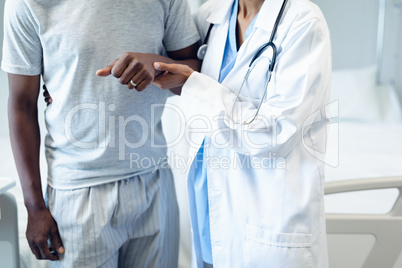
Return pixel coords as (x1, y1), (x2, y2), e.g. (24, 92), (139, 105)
(243, 225), (313, 268)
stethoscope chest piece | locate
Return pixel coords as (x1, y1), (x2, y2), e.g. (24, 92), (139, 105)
(197, 44), (208, 60)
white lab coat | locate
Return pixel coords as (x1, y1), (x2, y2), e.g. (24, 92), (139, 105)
(179, 0), (332, 267)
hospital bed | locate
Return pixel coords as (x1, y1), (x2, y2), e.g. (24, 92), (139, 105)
(315, 0), (402, 264)
(0, 178), (19, 268)
(323, 119), (402, 268)
(325, 176), (402, 268)
(321, 25), (402, 266)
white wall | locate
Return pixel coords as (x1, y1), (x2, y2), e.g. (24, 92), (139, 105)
(393, 1), (402, 101)
(312, 0), (379, 70)
(379, 0), (402, 97)
(0, 0), (8, 136)
(188, 0), (205, 12)
(311, 0), (402, 102)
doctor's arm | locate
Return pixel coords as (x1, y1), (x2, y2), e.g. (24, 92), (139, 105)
(153, 18), (331, 157)
(8, 74), (64, 260)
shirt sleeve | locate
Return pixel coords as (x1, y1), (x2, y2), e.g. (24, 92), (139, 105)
(1, 0), (43, 75)
(163, 0), (200, 52)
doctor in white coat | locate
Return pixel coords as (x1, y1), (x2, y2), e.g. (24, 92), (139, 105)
(155, 0), (332, 267)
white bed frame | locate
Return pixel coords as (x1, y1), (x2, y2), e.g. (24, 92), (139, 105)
(325, 176), (402, 268)
(0, 177), (19, 268)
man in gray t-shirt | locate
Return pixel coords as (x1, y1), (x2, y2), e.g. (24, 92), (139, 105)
(2, 0), (200, 266)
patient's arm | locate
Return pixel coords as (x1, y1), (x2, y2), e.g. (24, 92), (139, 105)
(8, 74), (64, 260)
(42, 44), (201, 103)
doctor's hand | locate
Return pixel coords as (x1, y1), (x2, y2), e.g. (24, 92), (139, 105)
(26, 208), (64, 260)
(96, 52), (159, 92)
(152, 62), (194, 90)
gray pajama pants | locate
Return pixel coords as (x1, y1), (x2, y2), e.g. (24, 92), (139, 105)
(46, 168), (179, 268)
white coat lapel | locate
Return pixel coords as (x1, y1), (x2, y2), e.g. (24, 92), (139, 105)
(200, 23), (228, 81)
(199, 0), (234, 81)
(255, 0), (287, 34)
(220, 0), (289, 97)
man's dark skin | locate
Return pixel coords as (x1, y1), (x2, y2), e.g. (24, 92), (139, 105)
(8, 44), (200, 260)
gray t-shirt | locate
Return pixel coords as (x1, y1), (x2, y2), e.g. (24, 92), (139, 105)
(2, 0), (200, 189)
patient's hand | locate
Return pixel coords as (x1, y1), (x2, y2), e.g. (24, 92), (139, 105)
(96, 52), (158, 92)
(152, 62), (194, 90)
(26, 208), (64, 260)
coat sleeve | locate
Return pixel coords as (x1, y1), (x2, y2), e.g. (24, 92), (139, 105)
(180, 18), (332, 157)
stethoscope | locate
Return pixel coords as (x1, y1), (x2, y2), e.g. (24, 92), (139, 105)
(197, 0), (288, 125)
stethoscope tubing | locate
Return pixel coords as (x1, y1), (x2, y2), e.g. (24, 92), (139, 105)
(199, 0), (289, 125)
(250, 0), (288, 69)
(200, 0), (288, 70)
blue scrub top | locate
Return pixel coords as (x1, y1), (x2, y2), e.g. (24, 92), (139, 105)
(193, 0), (259, 264)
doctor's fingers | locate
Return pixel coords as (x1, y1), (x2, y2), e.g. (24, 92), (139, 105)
(153, 72), (186, 90)
(96, 59), (119, 77)
(153, 62), (193, 76)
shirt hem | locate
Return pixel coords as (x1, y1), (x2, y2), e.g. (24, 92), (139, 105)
(47, 165), (167, 190)
(1, 62), (42, 76)
(164, 33), (200, 52)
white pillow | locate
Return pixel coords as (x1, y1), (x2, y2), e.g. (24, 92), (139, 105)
(330, 65), (402, 122)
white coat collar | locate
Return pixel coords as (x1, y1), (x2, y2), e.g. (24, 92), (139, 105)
(204, 0), (233, 24)
(255, 0), (288, 33)
(205, 0), (287, 32)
